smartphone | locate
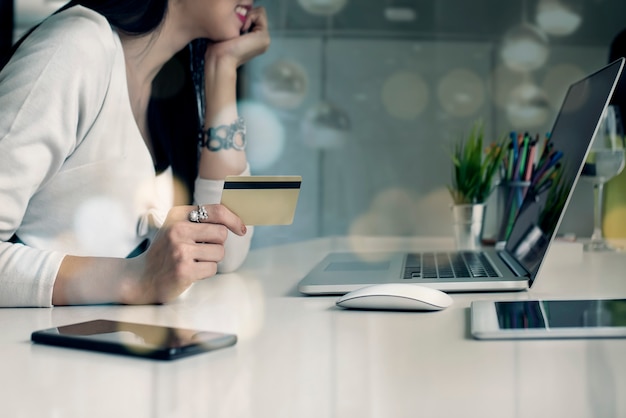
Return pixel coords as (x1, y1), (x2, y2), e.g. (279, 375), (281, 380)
(31, 319), (237, 360)
(471, 299), (626, 340)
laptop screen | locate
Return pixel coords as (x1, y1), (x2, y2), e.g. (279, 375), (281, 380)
(504, 58), (624, 286)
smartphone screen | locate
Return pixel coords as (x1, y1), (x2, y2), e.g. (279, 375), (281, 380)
(495, 299), (626, 329)
(31, 319), (237, 360)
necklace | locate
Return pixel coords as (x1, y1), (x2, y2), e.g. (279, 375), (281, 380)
(189, 38), (208, 143)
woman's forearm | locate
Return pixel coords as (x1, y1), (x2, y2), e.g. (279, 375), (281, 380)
(198, 56), (247, 180)
(53, 254), (139, 306)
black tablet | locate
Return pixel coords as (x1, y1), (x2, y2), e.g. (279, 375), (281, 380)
(31, 319), (237, 360)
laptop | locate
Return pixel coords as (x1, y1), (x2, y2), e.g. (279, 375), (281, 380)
(298, 58), (625, 295)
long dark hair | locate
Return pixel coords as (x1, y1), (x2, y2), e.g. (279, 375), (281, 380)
(2, 0), (201, 203)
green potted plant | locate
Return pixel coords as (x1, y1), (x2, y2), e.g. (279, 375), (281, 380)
(448, 120), (506, 205)
(447, 120), (507, 249)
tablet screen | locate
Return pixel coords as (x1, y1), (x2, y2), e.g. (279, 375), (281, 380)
(495, 299), (626, 329)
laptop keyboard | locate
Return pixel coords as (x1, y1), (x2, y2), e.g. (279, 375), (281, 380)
(403, 252), (500, 279)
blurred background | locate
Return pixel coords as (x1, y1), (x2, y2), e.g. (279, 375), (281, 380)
(6, 0), (626, 249)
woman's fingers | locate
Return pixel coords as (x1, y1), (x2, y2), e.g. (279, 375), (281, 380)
(243, 6), (268, 34)
(179, 204), (247, 236)
(197, 204), (247, 235)
(188, 257), (219, 280)
(180, 240), (225, 263)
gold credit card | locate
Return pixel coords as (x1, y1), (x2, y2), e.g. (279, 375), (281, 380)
(220, 175), (302, 225)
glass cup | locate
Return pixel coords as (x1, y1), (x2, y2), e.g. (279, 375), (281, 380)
(580, 105), (625, 251)
(451, 204), (486, 250)
(496, 180), (531, 245)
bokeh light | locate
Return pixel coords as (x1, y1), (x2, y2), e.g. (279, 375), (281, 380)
(297, 0), (348, 16)
(536, 0), (582, 36)
(348, 187), (453, 237)
(490, 64), (525, 109)
(506, 82), (551, 128)
(260, 60), (308, 109)
(541, 63), (585, 110)
(381, 71), (429, 120)
(437, 68), (485, 117)
(207, 273), (265, 341)
(74, 197), (131, 256)
(155, 273), (265, 342)
(348, 188), (419, 237)
(500, 23), (550, 72)
(301, 100), (351, 149)
(239, 100), (286, 170)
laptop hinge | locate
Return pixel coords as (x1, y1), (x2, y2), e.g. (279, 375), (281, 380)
(498, 251), (529, 277)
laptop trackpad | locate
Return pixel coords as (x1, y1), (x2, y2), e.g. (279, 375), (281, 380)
(307, 252), (404, 286)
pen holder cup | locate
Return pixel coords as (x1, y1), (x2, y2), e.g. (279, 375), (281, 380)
(451, 203), (486, 250)
(496, 180), (531, 244)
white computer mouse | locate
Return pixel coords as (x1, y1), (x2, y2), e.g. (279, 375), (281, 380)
(335, 283), (453, 311)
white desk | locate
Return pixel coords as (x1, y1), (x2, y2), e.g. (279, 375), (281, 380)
(1, 236), (625, 418)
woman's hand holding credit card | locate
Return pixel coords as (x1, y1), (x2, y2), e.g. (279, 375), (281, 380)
(220, 176), (302, 225)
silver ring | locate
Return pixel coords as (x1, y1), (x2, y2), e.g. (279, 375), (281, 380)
(188, 205), (208, 223)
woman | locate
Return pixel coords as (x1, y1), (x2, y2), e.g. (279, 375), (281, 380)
(0, 0), (270, 307)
